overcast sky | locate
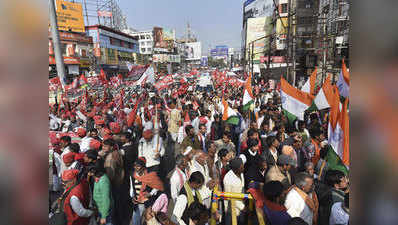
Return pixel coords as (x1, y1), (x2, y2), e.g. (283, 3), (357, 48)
(119, 0), (244, 55)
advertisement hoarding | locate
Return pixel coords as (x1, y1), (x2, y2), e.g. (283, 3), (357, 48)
(56, 0), (85, 33)
(163, 28), (176, 41)
(185, 42), (202, 60)
(153, 27), (168, 49)
(246, 17), (272, 60)
(244, 0), (274, 18)
(201, 56), (208, 67)
(211, 45), (229, 57)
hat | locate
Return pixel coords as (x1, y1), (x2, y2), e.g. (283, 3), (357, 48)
(135, 157), (146, 167)
(229, 158), (243, 171)
(109, 122), (121, 134)
(142, 129), (153, 139)
(62, 169), (79, 181)
(90, 139), (101, 150)
(95, 119), (105, 125)
(63, 152), (75, 164)
(183, 146), (193, 156)
(76, 128), (86, 138)
(277, 154), (294, 166)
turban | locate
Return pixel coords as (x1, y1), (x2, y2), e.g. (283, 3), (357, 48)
(90, 139), (101, 150)
(109, 122), (121, 134)
(103, 128), (112, 135)
(63, 152), (75, 164)
(142, 129), (153, 139)
(183, 146), (193, 156)
(76, 128), (86, 138)
(62, 169), (79, 181)
(95, 119), (105, 125)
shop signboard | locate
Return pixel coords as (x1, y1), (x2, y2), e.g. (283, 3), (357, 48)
(56, 0), (85, 33)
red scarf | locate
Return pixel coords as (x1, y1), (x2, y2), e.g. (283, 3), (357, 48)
(133, 170), (164, 202)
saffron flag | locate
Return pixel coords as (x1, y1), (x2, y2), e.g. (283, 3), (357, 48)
(242, 73), (254, 111)
(280, 78), (313, 121)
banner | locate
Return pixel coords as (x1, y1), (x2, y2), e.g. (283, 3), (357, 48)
(97, 11), (112, 17)
(244, 0), (274, 17)
(246, 17), (272, 60)
(56, 0), (85, 33)
(185, 42), (202, 60)
(201, 56), (208, 67)
(127, 65), (149, 80)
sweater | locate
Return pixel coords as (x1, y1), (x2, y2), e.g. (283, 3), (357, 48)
(93, 175), (112, 219)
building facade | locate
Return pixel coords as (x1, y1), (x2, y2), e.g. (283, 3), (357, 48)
(85, 25), (139, 76)
(49, 30), (93, 79)
(124, 29), (154, 55)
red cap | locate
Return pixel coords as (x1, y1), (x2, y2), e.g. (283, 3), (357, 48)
(63, 152), (75, 164)
(95, 119), (105, 125)
(62, 169), (79, 181)
(142, 129), (153, 139)
(90, 139), (101, 150)
(77, 128), (86, 138)
(109, 122), (121, 134)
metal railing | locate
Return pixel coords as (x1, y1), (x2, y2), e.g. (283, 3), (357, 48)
(210, 186), (266, 225)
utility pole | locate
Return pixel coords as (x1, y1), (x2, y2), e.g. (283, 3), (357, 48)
(292, 6), (297, 87)
(49, 0), (66, 89)
(286, 0), (292, 83)
(251, 42), (254, 78)
(322, 9), (327, 83)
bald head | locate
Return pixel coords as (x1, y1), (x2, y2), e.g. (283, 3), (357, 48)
(195, 150), (208, 166)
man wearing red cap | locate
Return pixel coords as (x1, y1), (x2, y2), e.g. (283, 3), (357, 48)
(61, 169), (94, 225)
(138, 128), (165, 174)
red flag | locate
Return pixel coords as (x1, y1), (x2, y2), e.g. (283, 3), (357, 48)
(127, 97), (141, 127)
(100, 69), (108, 84)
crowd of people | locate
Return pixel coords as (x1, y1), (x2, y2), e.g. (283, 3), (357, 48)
(49, 76), (349, 225)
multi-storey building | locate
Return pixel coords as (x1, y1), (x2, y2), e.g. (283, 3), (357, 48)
(124, 29), (154, 55)
(85, 25), (139, 76)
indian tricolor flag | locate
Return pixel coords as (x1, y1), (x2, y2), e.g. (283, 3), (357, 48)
(314, 75), (338, 110)
(337, 59), (350, 98)
(242, 73), (254, 111)
(301, 68), (317, 96)
(327, 97), (350, 170)
(280, 78), (313, 121)
(221, 97), (239, 125)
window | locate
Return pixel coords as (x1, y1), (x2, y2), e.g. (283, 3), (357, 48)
(148, 48), (152, 52)
(109, 38), (114, 45)
(147, 41), (152, 46)
(281, 4), (288, 13)
(141, 48), (145, 53)
(140, 35), (145, 40)
(146, 35), (151, 39)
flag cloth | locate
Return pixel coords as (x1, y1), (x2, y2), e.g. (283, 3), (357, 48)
(324, 145), (349, 175)
(337, 59), (350, 98)
(301, 68), (317, 96)
(222, 97), (239, 125)
(242, 73), (254, 111)
(314, 75), (336, 110)
(280, 78), (313, 121)
(327, 97), (349, 171)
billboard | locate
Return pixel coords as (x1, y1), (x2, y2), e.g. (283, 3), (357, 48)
(153, 27), (168, 49)
(56, 0), (85, 33)
(163, 28), (176, 41)
(244, 0), (274, 18)
(246, 16), (272, 60)
(201, 56), (208, 67)
(211, 45), (229, 57)
(185, 42), (202, 60)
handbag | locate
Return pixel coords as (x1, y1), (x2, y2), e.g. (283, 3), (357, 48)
(49, 183), (78, 225)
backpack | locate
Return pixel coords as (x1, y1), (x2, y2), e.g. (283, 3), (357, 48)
(49, 183), (78, 225)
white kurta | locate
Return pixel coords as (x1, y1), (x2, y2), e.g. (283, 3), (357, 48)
(223, 170), (245, 216)
(170, 168), (188, 202)
(285, 188), (314, 225)
(189, 160), (212, 208)
(138, 137), (165, 168)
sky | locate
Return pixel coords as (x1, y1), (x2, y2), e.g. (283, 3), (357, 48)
(119, 0), (244, 55)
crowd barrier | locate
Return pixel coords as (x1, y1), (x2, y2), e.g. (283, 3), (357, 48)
(210, 186), (266, 225)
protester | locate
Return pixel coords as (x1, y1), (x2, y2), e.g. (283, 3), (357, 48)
(265, 154), (293, 190)
(285, 172), (318, 225)
(262, 181), (291, 225)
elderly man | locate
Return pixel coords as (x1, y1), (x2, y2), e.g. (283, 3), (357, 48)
(169, 154), (189, 202)
(285, 172), (318, 225)
(265, 154), (294, 190)
(190, 150), (216, 208)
